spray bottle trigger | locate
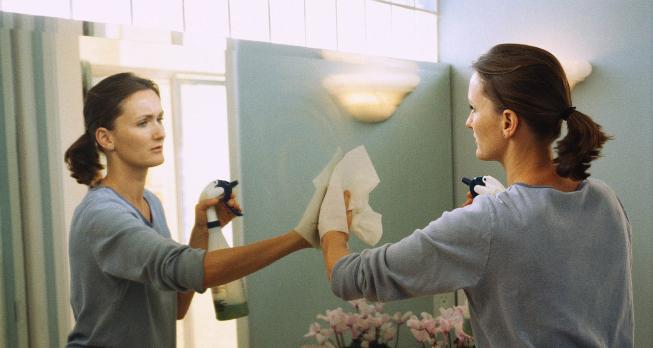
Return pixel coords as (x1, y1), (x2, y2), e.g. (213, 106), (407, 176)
(461, 176), (484, 198)
(215, 180), (243, 217)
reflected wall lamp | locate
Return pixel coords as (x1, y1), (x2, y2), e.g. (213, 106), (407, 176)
(322, 73), (420, 123)
(561, 60), (592, 90)
(321, 50), (420, 123)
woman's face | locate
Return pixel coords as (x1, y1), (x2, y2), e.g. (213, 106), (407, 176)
(109, 89), (165, 169)
(466, 72), (506, 161)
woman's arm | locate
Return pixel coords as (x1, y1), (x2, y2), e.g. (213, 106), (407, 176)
(321, 231), (350, 280)
(177, 197), (221, 319)
(178, 196), (311, 317)
(321, 191), (352, 280)
(180, 231), (308, 319)
(177, 218), (219, 319)
(203, 231), (309, 288)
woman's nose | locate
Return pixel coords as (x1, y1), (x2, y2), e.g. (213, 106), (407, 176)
(154, 123), (165, 139)
(465, 112), (473, 129)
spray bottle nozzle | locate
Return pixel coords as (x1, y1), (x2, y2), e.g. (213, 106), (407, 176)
(461, 176), (485, 198)
(201, 179), (243, 228)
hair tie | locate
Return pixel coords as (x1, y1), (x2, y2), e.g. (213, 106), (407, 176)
(561, 106), (576, 120)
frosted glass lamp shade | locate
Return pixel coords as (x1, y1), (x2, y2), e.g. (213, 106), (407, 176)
(323, 73), (420, 123)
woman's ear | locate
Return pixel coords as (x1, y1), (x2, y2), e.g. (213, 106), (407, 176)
(501, 109), (519, 138)
(95, 127), (114, 152)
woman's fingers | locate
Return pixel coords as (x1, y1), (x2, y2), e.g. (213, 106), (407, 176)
(195, 198), (220, 214)
(227, 196), (242, 212)
(461, 192), (474, 207)
(194, 197), (220, 225)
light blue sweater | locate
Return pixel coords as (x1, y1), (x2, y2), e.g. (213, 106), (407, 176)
(332, 179), (634, 347)
(67, 186), (206, 348)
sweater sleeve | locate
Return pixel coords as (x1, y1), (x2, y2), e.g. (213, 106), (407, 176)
(331, 196), (495, 301)
(81, 199), (206, 292)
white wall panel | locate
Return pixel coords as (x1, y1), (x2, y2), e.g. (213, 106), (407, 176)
(305, 0), (337, 49)
(415, 11), (437, 61)
(132, 0), (183, 31)
(365, 0), (392, 56)
(390, 5), (416, 60)
(230, 0), (270, 42)
(336, 0), (365, 52)
(269, 0), (305, 46)
(72, 0), (131, 25)
(184, 0), (229, 37)
(2, 0), (70, 18)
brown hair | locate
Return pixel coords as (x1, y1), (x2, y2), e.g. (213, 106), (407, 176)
(64, 72), (160, 186)
(472, 43), (611, 180)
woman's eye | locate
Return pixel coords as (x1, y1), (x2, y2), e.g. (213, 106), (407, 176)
(469, 105), (475, 112)
(157, 117), (164, 124)
(137, 120), (148, 127)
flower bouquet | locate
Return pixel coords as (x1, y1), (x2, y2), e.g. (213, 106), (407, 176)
(304, 299), (474, 348)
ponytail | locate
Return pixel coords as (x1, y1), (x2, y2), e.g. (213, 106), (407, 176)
(554, 110), (612, 180)
(64, 132), (103, 186)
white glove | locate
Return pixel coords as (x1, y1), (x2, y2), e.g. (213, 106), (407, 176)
(473, 176), (506, 196)
(294, 148), (343, 248)
(318, 146), (382, 246)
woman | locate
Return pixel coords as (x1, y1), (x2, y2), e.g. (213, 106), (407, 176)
(321, 44), (633, 347)
(64, 73), (319, 347)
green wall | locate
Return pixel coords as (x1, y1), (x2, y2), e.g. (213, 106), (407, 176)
(227, 39), (453, 347)
(439, 0), (653, 346)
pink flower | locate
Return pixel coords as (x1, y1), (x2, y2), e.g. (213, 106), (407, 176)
(307, 300), (473, 348)
(305, 322), (321, 337)
(317, 308), (348, 333)
(410, 327), (434, 344)
(352, 300), (375, 315)
(455, 331), (475, 347)
(362, 330), (375, 341)
(392, 311), (413, 324)
(380, 322), (397, 342)
(349, 313), (371, 338)
(406, 315), (422, 330)
(438, 317), (453, 334)
(348, 299), (367, 311)
(438, 306), (465, 334)
(407, 315), (435, 344)
(304, 322), (333, 345)
(418, 312), (437, 335)
(372, 313), (391, 328)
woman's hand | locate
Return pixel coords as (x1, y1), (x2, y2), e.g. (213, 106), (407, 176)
(460, 192), (474, 207)
(215, 194), (242, 228)
(189, 197), (220, 249)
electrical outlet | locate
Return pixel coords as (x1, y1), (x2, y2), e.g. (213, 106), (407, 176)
(433, 292), (455, 311)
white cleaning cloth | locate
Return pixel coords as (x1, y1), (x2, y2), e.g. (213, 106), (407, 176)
(294, 148), (344, 248)
(318, 145), (382, 246)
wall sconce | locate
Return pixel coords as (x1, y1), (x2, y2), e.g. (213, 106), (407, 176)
(322, 73), (420, 123)
(561, 60), (592, 90)
(321, 50), (420, 123)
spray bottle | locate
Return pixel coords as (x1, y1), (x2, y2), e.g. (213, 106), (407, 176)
(461, 175), (506, 198)
(200, 179), (249, 321)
